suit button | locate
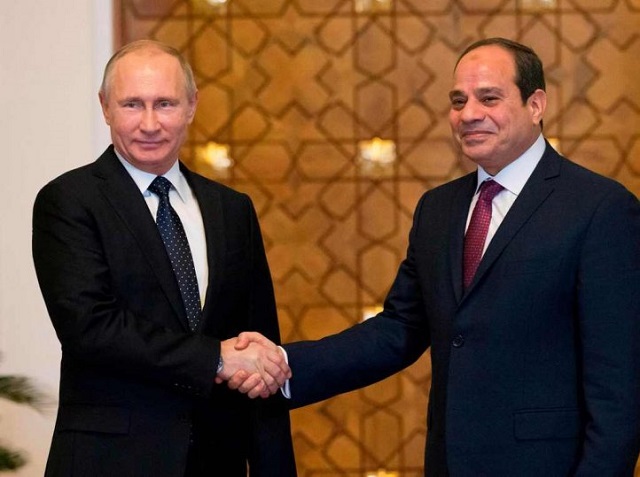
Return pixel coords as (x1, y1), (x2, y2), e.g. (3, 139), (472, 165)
(452, 335), (465, 348)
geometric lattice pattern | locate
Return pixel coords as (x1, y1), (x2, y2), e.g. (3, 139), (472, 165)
(116, 1), (640, 475)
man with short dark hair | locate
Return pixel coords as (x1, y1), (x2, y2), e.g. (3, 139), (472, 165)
(235, 38), (640, 476)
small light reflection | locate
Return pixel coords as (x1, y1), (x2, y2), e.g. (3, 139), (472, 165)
(519, 0), (556, 11)
(191, 0), (228, 14)
(355, 0), (393, 13)
(196, 142), (234, 179)
(361, 305), (383, 322)
(358, 137), (396, 178)
(365, 470), (399, 477)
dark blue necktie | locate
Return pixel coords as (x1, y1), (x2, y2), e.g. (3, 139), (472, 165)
(148, 176), (201, 331)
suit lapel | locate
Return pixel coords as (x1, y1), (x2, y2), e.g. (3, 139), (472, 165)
(93, 148), (190, 331)
(463, 144), (561, 296)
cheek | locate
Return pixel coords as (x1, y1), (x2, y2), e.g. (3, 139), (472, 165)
(449, 111), (460, 129)
(112, 115), (138, 133)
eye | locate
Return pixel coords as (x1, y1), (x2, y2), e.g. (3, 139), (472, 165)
(450, 97), (466, 110)
(157, 100), (174, 109)
(481, 96), (499, 105)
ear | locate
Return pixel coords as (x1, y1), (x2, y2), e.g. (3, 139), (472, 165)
(99, 91), (111, 126)
(527, 89), (546, 127)
(187, 90), (199, 124)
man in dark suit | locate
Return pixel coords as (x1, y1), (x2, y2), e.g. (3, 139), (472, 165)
(32, 40), (296, 477)
(233, 38), (640, 475)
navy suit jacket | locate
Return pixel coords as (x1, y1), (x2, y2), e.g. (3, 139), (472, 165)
(285, 142), (640, 476)
(33, 146), (296, 477)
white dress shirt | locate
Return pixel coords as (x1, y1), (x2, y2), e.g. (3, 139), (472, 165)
(116, 154), (209, 307)
(466, 133), (546, 255)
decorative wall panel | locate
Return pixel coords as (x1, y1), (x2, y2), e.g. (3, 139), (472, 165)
(115, 1), (640, 475)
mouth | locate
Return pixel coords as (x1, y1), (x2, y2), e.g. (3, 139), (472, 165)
(461, 130), (492, 139)
(459, 130), (495, 146)
(135, 140), (165, 149)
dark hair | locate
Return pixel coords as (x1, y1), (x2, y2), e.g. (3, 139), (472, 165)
(100, 39), (197, 100)
(456, 38), (546, 104)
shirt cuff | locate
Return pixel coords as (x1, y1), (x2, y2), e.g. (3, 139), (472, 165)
(278, 345), (291, 399)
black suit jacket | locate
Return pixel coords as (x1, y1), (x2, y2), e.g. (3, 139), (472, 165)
(285, 142), (640, 476)
(33, 146), (296, 477)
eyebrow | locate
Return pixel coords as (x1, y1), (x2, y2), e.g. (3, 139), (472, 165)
(475, 86), (504, 96)
(449, 86), (504, 99)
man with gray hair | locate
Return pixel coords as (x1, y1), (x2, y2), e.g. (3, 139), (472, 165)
(33, 39), (296, 477)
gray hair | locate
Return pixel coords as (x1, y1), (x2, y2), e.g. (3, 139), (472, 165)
(100, 39), (197, 100)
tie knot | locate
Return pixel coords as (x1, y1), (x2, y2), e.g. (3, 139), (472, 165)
(478, 180), (504, 202)
(148, 176), (173, 199)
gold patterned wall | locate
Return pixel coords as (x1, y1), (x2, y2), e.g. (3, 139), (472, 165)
(115, 1), (640, 475)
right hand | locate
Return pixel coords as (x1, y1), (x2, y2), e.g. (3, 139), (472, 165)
(216, 334), (290, 398)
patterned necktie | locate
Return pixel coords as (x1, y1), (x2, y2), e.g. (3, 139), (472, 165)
(148, 176), (201, 331)
(463, 179), (504, 289)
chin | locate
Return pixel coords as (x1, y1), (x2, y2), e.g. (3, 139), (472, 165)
(462, 147), (491, 161)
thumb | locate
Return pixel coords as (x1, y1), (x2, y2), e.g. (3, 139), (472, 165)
(234, 332), (253, 350)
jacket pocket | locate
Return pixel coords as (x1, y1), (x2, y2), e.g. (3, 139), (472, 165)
(513, 408), (582, 440)
(57, 403), (130, 434)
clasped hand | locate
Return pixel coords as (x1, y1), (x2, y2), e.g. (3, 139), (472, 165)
(215, 332), (289, 399)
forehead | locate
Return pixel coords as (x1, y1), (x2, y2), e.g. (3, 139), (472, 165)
(110, 50), (185, 95)
(452, 45), (517, 91)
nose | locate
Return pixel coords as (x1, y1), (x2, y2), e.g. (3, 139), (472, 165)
(140, 107), (160, 133)
(459, 99), (484, 123)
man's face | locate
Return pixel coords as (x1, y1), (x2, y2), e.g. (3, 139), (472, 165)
(448, 45), (545, 175)
(99, 50), (197, 175)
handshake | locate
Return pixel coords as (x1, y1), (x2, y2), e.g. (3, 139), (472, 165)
(215, 332), (290, 399)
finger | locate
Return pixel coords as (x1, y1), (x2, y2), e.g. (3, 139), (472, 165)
(247, 388), (264, 399)
(238, 373), (263, 393)
(261, 352), (291, 385)
(227, 370), (249, 390)
(259, 388), (271, 399)
(235, 373), (262, 394)
(237, 331), (277, 350)
(267, 352), (292, 380)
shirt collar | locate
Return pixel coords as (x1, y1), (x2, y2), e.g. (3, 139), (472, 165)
(115, 151), (190, 203)
(475, 133), (546, 195)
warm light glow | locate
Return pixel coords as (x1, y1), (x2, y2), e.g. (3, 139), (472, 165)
(358, 137), (396, 179)
(361, 305), (383, 322)
(365, 470), (399, 477)
(355, 0), (393, 13)
(519, 0), (556, 10)
(197, 142), (234, 174)
(358, 137), (396, 165)
(357, 137), (396, 178)
(191, 0), (228, 14)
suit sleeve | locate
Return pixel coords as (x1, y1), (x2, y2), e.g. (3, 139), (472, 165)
(574, 185), (640, 475)
(32, 180), (219, 398)
(284, 196), (432, 409)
